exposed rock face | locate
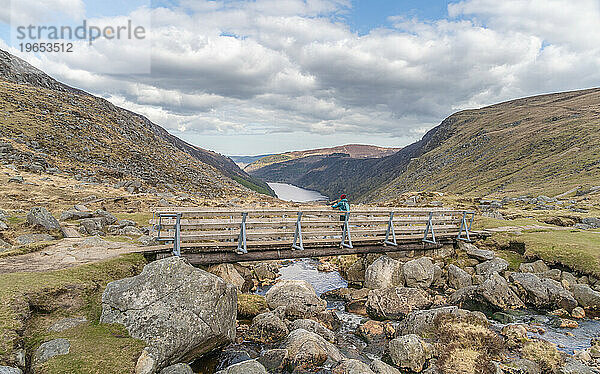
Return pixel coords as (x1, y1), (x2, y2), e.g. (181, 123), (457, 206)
(0, 367), (22, 374)
(478, 273), (525, 310)
(571, 284), (600, 309)
(509, 272), (577, 311)
(47, 317), (87, 332)
(283, 329), (344, 370)
(370, 359), (401, 374)
(388, 334), (432, 372)
(558, 358), (596, 374)
(15, 233), (54, 245)
(215, 360), (268, 374)
(265, 280), (327, 319)
(500, 358), (541, 374)
(159, 363), (194, 374)
(100, 257), (237, 374)
(32, 338), (70, 367)
(475, 258), (509, 277)
(333, 359), (376, 374)
(364, 256), (404, 289)
(26, 207), (60, 231)
(247, 312), (289, 344)
(366, 286), (432, 320)
(519, 260), (550, 274)
(447, 264), (472, 290)
(460, 242), (495, 261)
(403, 257), (435, 288)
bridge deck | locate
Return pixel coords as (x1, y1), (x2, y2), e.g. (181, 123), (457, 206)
(146, 207), (479, 264)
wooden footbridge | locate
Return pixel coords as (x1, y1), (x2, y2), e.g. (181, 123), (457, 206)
(144, 207), (480, 265)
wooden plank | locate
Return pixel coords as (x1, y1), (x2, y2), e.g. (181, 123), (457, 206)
(150, 208), (462, 217)
(179, 242), (445, 265)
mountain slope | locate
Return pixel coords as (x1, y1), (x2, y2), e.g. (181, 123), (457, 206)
(246, 144), (399, 173)
(0, 49), (274, 197)
(250, 88), (600, 201)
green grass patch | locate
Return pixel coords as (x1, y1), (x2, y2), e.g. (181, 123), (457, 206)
(113, 212), (152, 227)
(488, 230), (600, 276)
(0, 253), (147, 369)
(495, 250), (526, 271)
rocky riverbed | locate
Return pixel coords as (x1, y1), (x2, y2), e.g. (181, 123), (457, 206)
(22, 242), (599, 374)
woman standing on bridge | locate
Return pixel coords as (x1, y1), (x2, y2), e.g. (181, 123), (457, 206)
(331, 194), (350, 230)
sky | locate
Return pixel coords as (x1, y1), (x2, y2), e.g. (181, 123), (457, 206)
(1, 0), (599, 156)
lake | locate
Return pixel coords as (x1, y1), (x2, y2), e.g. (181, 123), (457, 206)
(267, 182), (328, 202)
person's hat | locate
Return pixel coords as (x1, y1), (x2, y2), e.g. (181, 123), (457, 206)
(340, 194), (347, 199)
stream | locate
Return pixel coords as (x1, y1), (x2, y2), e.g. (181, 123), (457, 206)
(195, 258), (599, 372)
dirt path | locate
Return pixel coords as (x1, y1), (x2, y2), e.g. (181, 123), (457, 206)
(484, 224), (574, 233)
(0, 237), (142, 273)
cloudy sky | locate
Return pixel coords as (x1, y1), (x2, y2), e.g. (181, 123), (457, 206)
(1, 0), (599, 155)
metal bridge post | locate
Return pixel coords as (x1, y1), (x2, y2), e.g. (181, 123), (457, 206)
(341, 211), (353, 248)
(173, 213), (181, 257)
(236, 212), (248, 254)
(457, 211), (475, 242)
(422, 211), (437, 244)
(384, 211), (397, 246)
(292, 211), (304, 250)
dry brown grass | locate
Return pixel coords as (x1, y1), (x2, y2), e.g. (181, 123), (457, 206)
(520, 340), (563, 372)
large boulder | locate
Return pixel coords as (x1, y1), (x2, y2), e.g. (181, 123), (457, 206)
(475, 258), (509, 277)
(364, 256), (404, 289)
(247, 312), (289, 344)
(396, 307), (485, 337)
(478, 273), (525, 310)
(289, 319), (335, 342)
(557, 358), (596, 374)
(208, 264), (246, 291)
(571, 284), (600, 309)
(27, 207), (60, 231)
(460, 242), (495, 261)
(333, 359), (376, 374)
(403, 257), (436, 288)
(388, 334), (433, 372)
(509, 272), (577, 311)
(366, 286), (432, 320)
(283, 328), (344, 370)
(447, 264), (472, 290)
(100, 257), (237, 374)
(215, 360), (268, 374)
(265, 280), (326, 319)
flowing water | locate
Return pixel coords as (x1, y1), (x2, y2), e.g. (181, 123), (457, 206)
(267, 182), (328, 202)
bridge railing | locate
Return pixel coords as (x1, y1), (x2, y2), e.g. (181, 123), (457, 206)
(149, 208), (475, 256)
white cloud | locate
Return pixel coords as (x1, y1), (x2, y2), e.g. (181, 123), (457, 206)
(4, 0), (600, 154)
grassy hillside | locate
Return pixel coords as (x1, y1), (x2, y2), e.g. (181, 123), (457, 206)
(0, 49), (274, 197)
(368, 88), (600, 201)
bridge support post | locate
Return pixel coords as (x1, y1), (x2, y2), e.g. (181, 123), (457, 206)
(384, 211), (397, 246)
(457, 211), (475, 242)
(173, 213), (181, 257)
(423, 211), (437, 244)
(341, 211), (353, 248)
(292, 212), (304, 250)
(236, 212), (248, 254)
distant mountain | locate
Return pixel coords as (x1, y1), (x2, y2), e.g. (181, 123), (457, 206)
(0, 49), (274, 197)
(229, 154), (274, 168)
(250, 88), (600, 201)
